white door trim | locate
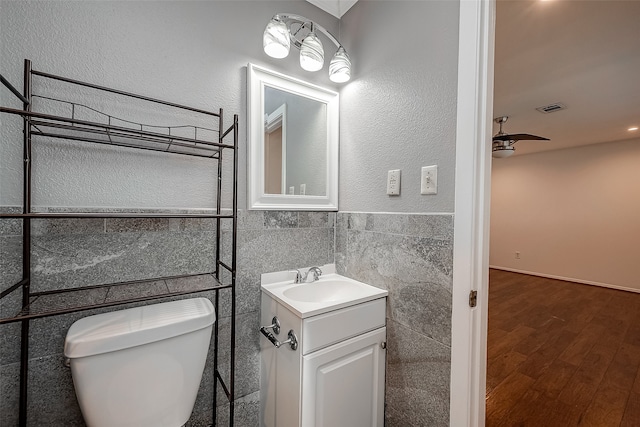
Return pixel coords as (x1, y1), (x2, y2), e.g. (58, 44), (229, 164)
(450, 0), (495, 426)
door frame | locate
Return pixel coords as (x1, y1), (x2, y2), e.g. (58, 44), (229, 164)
(450, 0), (495, 426)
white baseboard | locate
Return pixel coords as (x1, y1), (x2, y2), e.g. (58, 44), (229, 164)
(489, 265), (640, 294)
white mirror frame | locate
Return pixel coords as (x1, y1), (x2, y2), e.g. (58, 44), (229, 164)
(247, 63), (339, 211)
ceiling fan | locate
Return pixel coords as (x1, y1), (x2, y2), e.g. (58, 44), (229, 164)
(492, 116), (549, 158)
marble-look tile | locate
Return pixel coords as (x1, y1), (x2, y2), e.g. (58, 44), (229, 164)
(105, 217), (171, 233)
(188, 323), (260, 427)
(28, 310), (95, 361)
(216, 311), (261, 399)
(214, 390), (260, 427)
(187, 345), (215, 427)
(165, 274), (220, 293)
(220, 226), (333, 317)
(0, 208), (336, 426)
(327, 228), (335, 267)
(238, 228), (333, 276)
(365, 212), (409, 234)
(222, 209), (264, 231)
(104, 280), (168, 303)
(31, 217), (104, 236)
(0, 271), (22, 320)
(264, 211), (298, 229)
(30, 231), (216, 292)
(344, 230), (452, 289)
(385, 320), (451, 427)
(407, 214), (454, 240)
(386, 279), (452, 346)
(346, 212), (369, 230)
(299, 211), (329, 228)
(169, 217), (217, 232)
(335, 213), (349, 275)
(27, 355), (86, 426)
(28, 287), (109, 315)
(0, 207), (23, 236)
(0, 321), (21, 366)
(0, 362), (19, 427)
(343, 230), (452, 346)
(0, 236), (22, 290)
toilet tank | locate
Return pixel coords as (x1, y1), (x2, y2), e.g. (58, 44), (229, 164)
(64, 298), (215, 427)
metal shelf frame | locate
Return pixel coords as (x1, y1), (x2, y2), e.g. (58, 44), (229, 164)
(0, 59), (239, 427)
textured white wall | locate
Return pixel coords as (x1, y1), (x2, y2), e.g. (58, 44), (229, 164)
(338, 1), (460, 213)
(0, 0), (339, 210)
(490, 138), (640, 291)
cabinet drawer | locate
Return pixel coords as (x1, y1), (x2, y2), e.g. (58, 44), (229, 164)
(302, 298), (385, 355)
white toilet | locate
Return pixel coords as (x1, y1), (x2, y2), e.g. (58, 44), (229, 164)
(64, 297), (215, 427)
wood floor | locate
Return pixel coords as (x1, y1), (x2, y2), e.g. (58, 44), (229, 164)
(486, 269), (640, 427)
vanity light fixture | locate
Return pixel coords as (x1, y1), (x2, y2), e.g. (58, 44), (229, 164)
(263, 14), (352, 83)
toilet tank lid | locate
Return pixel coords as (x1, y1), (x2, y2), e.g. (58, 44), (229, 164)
(64, 298), (215, 358)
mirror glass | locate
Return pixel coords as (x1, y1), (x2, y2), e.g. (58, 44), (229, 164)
(248, 64), (338, 210)
(264, 87), (327, 196)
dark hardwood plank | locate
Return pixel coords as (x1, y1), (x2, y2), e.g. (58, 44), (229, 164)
(486, 371), (536, 425)
(620, 391), (640, 427)
(578, 380), (629, 426)
(487, 324), (535, 360)
(517, 328), (578, 380)
(486, 269), (640, 427)
(558, 323), (606, 367)
(486, 350), (528, 396)
(531, 358), (579, 399)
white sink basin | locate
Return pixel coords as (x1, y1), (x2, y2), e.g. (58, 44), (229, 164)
(261, 266), (388, 318)
(283, 280), (368, 303)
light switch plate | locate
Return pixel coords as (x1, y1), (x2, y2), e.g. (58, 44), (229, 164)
(421, 165), (438, 195)
(387, 169), (401, 195)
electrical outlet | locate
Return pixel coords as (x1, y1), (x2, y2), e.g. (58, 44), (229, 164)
(515, 251), (520, 259)
(300, 184), (306, 195)
(421, 165), (438, 195)
(387, 170), (401, 195)
(288, 186), (295, 195)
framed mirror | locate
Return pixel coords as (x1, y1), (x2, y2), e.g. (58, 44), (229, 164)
(247, 63), (339, 210)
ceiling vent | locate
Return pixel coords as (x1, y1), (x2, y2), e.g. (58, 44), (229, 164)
(536, 102), (567, 114)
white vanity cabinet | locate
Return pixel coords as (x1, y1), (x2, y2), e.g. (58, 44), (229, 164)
(260, 292), (387, 427)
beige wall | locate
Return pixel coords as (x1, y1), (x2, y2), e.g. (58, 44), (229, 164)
(490, 138), (640, 292)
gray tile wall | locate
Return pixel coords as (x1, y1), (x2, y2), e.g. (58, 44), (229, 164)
(335, 212), (453, 427)
(0, 208), (334, 427)
(2, 209), (452, 427)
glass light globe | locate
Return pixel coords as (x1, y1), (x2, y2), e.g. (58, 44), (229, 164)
(300, 32), (324, 72)
(263, 16), (290, 59)
(329, 47), (351, 83)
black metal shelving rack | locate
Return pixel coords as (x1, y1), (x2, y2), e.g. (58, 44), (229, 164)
(0, 59), (238, 427)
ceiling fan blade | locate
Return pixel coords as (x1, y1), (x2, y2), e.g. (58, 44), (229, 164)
(493, 133), (549, 142)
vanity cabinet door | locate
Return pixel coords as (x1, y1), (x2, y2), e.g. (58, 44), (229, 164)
(301, 327), (386, 427)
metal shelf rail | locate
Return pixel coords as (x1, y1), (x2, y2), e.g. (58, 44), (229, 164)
(0, 59), (238, 427)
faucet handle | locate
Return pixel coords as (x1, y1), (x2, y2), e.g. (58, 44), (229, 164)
(291, 269), (304, 284)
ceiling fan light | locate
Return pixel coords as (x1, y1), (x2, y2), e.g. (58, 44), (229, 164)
(492, 146), (515, 158)
(300, 31), (324, 72)
(263, 16), (290, 59)
(329, 47), (351, 83)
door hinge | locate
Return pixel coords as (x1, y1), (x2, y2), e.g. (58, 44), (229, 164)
(469, 290), (478, 308)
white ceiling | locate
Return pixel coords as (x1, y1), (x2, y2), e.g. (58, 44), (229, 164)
(494, 0), (640, 156)
(310, 1), (640, 156)
(306, 0), (358, 18)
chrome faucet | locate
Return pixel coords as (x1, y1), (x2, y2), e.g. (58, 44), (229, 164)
(293, 267), (323, 283)
(305, 266), (323, 283)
